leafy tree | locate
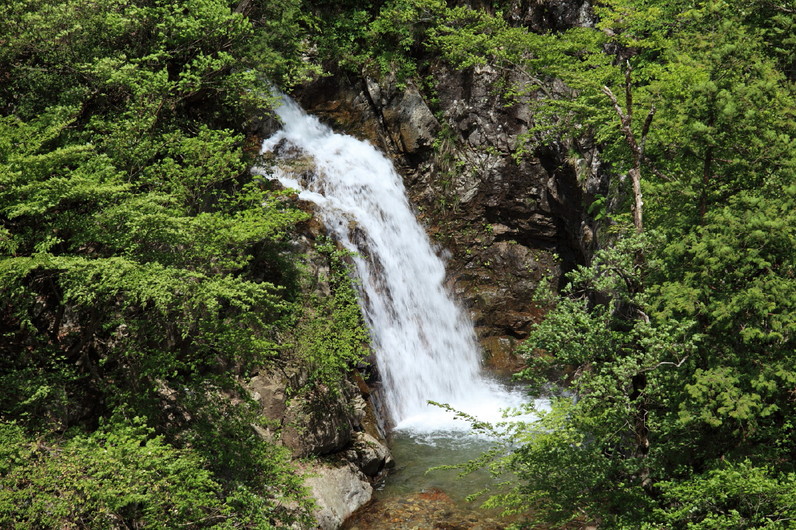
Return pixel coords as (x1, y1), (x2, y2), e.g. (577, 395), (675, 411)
(0, 417), (311, 528)
(411, 0), (796, 527)
(0, 419), (224, 528)
(655, 460), (796, 529)
(306, 0), (451, 81)
(0, 0), (331, 526)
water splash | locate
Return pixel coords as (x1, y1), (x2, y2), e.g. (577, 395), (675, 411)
(258, 95), (530, 436)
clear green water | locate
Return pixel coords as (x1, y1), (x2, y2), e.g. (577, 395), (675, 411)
(377, 376), (538, 504)
(377, 430), (503, 503)
(345, 382), (541, 528)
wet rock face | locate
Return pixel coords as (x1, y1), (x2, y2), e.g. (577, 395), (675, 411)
(365, 77), (440, 159)
(296, 2), (603, 368)
(293, 75), (386, 151)
(505, 0), (594, 32)
(344, 432), (395, 477)
(250, 367), (394, 465)
(282, 388), (357, 458)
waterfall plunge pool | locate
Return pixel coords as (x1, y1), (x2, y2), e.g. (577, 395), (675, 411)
(345, 375), (545, 529)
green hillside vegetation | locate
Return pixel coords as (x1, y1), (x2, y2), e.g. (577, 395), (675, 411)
(0, 0), (365, 527)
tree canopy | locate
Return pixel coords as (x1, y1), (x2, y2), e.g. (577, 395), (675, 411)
(0, 0), (364, 527)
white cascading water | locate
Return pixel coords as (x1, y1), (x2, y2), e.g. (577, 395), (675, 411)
(259, 96), (528, 435)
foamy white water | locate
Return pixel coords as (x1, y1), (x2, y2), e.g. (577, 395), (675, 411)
(258, 95), (533, 435)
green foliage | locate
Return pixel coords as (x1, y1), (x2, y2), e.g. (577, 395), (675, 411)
(417, 1), (795, 526)
(308, 0), (449, 81)
(0, 418), (311, 528)
(0, 419), (222, 528)
(290, 237), (370, 390)
(653, 187), (796, 465)
(0, 0), (322, 526)
(241, 0), (323, 87)
(503, 239), (695, 525)
(656, 460), (796, 529)
(653, 188), (796, 353)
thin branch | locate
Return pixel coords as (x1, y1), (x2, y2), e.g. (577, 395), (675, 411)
(179, 514), (229, 527)
(496, 60), (555, 99)
(602, 85), (625, 124)
(639, 104), (656, 158)
(643, 157), (674, 182)
(768, 2), (795, 13)
(602, 85), (638, 153)
(641, 355), (690, 373)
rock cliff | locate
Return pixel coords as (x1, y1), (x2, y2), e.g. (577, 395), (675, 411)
(294, 0), (605, 369)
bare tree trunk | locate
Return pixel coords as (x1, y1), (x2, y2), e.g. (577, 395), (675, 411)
(235, 0), (253, 14)
(602, 63), (655, 234)
(628, 166), (644, 233)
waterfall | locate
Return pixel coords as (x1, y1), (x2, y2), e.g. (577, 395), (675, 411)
(259, 96), (527, 435)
